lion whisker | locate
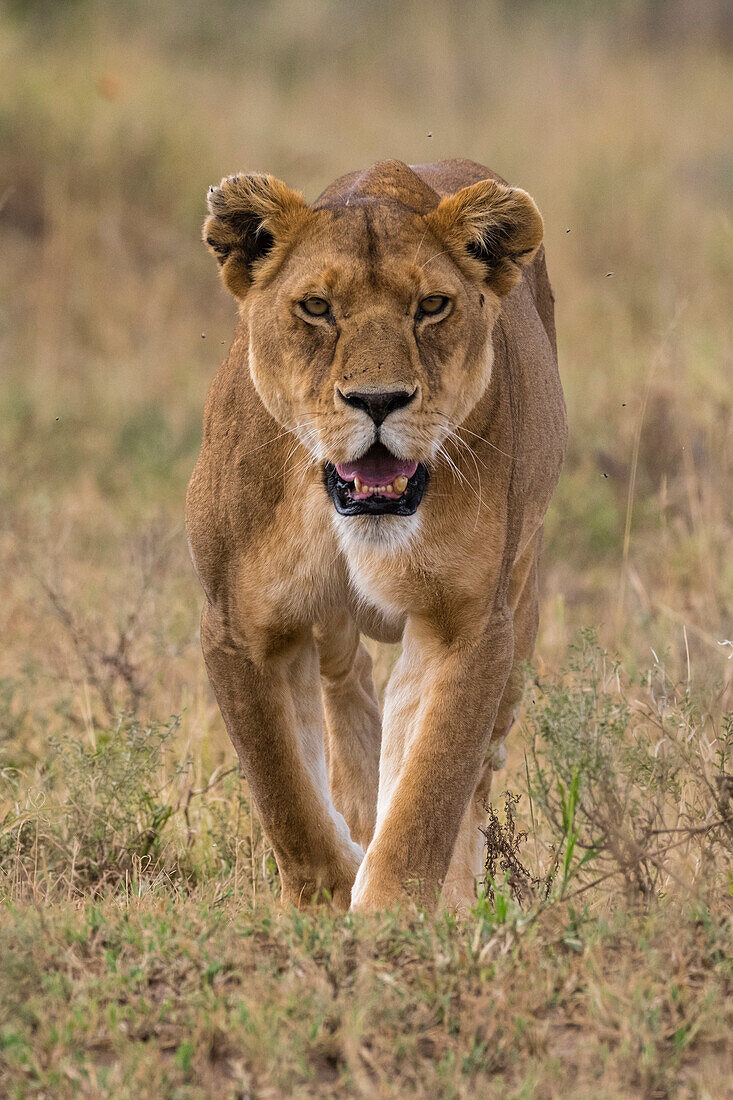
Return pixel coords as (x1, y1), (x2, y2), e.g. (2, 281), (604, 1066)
(418, 247), (453, 270)
(426, 433), (487, 532)
(438, 428), (485, 532)
(237, 422), (303, 459)
(431, 411), (516, 462)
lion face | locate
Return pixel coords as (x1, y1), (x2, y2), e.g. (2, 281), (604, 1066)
(203, 161), (542, 530)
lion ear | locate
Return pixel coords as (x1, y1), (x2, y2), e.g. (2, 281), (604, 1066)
(203, 174), (310, 299)
(425, 179), (543, 297)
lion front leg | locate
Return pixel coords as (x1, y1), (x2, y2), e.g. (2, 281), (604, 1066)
(201, 603), (362, 909)
(351, 612), (514, 913)
(442, 546), (541, 912)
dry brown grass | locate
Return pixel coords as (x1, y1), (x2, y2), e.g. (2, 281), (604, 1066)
(0, 1), (731, 1095)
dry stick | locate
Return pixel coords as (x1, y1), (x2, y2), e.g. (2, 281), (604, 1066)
(524, 752), (541, 877)
(616, 354), (657, 627)
(33, 811), (39, 903)
(562, 867), (621, 903)
(630, 581), (723, 652)
(250, 786), (257, 910)
(616, 308), (684, 630)
(562, 817), (732, 905)
(40, 581), (116, 721)
(190, 764), (238, 798)
(14, 824), (22, 902)
(69, 839), (77, 902)
(179, 763), (239, 852)
(648, 815), (732, 837)
(233, 773), (242, 902)
(680, 417), (718, 605)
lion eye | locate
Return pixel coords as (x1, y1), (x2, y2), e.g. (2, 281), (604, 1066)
(300, 297), (330, 317)
(418, 295), (450, 317)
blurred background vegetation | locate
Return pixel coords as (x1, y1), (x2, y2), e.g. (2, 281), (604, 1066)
(0, 3), (731, 1092)
(1, 0), (730, 737)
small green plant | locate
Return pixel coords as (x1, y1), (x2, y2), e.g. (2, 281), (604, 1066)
(0, 706), (277, 904)
(471, 874), (523, 932)
(51, 714), (187, 879)
(0, 715), (191, 893)
(521, 632), (733, 901)
(545, 770), (601, 900)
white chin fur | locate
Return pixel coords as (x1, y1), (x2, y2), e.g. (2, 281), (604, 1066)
(332, 511), (422, 555)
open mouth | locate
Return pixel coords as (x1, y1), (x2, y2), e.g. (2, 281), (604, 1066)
(324, 443), (429, 516)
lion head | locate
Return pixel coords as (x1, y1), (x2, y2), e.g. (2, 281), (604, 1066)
(203, 159), (542, 540)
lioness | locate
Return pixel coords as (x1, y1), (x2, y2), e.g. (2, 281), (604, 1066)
(186, 158), (566, 912)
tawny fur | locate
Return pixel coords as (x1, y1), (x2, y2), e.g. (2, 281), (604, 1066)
(186, 158), (566, 913)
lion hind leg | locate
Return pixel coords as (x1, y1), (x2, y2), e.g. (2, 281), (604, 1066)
(315, 613), (382, 851)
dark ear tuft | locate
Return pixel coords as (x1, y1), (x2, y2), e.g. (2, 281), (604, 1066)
(425, 179), (543, 297)
(202, 174), (309, 299)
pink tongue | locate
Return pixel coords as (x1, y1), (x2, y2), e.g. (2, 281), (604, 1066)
(336, 446), (418, 485)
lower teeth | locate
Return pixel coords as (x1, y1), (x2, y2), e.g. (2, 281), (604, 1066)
(352, 475), (409, 496)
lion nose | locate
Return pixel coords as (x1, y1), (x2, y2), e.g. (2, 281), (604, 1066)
(337, 388), (417, 426)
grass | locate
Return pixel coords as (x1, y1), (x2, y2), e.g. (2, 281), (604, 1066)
(1, 892), (731, 1097)
(0, 639), (730, 1096)
(0, 0), (731, 1095)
